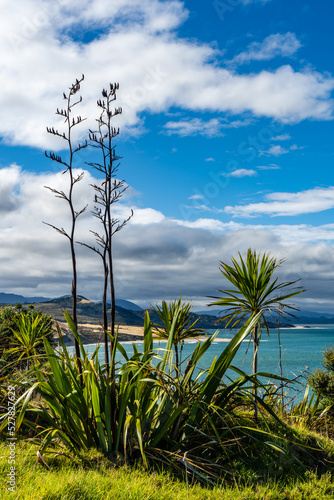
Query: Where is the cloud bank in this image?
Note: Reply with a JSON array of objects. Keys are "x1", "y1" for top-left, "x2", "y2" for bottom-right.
[
  {"x1": 225, "y1": 187, "x2": 334, "y2": 217},
  {"x1": 0, "y1": 0, "x2": 333, "y2": 150},
  {"x1": 1, "y1": 165, "x2": 334, "y2": 311}
]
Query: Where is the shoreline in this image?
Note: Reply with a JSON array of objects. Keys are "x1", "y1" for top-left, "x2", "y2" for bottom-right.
[
  {"x1": 77, "y1": 337, "x2": 238, "y2": 347},
  {"x1": 57, "y1": 323, "x2": 334, "y2": 348}
]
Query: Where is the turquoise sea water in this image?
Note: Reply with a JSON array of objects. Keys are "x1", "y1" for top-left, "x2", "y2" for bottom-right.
[{"x1": 71, "y1": 325, "x2": 334, "y2": 400}]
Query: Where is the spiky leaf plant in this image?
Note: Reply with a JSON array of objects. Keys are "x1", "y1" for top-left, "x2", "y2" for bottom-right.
[
  {"x1": 209, "y1": 248, "x2": 304, "y2": 420},
  {"x1": 1, "y1": 308, "x2": 306, "y2": 483}
]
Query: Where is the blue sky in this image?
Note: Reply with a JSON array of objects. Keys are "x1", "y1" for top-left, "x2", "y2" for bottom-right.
[{"x1": 0, "y1": 0, "x2": 334, "y2": 311}]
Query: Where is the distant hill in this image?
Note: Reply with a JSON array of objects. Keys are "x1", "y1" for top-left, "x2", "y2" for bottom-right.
[
  {"x1": 20, "y1": 295, "x2": 219, "y2": 345},
  {"x1": 0, "y1": 292, "x2": 51, "y2": 304},
  {"x1": 29, "y1": 296, "x2": 144, "y2": 327},
  {"x1": 195, "y1": 308, "x2": 334, "y2": 325},
  {"x1": 134, "y1": 309, "x2": 220, "y2": 330},
  {"x1": 114, "y1": 299, "x2": 142, "y2": 311},
  {"x1": 2, "y1": 292, "x2": 333, "y2": 328},
  {"x1": 19, "y1": 295, "x2": 218, "y2": 329},
  {"x1": 0, "y1": 292, "x2": 142, "y2": 312},
  {"x1": 194, "y1": 308, "x2": 221, "y2": 317},
  {"x1": 295, "y1": 311, "x2": 334, "y2": 321}
]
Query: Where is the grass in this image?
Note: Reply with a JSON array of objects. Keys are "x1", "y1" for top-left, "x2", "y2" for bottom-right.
[{"x1": 1, "y1": 440, "x2": 334, "y2": 500}]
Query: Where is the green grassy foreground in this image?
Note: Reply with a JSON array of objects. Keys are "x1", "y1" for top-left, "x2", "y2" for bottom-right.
[
  {"x1": 2, "y1": 300, "x2": 334, "y2": 499},
  {"x1": 1, "y1": 441, "x2": 334, "y2": 500}
]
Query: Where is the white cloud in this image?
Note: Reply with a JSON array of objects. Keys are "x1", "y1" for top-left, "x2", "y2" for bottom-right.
[
  {"x1": 163, "y1": 118, "x2": 223, "y2": 137},
  {"x1": 0, "y1": 164, "x2": 21, "y2": 212},
  {"x1": 1, "y1": 165, "x2": 334, "y2": 310},
  {"x1": 0, "y1": 2, "x2": 332, "y2": 150},
  {"x1": 178, "y1": 218, "x2": 334, "y2": 244},
  {"x1": 131, "y1": 208, "x2": 165, "y2": 224},
  {"x1": 231, "y1": 33, "x2": 302, "y2": 65},
  {"x1": 221, "y1": 118, "x2": 255, "y2": 128},
  {"x1": 188, "y1": 194, "x2": 205, "y2": 200},
  {"x1": 259, "y1": 145, "x2": 289, "y2": 156},
  {"x1": 272, "y1": 134, "x2": 291, "y2": 141},
  {"x1": 260, "y1": 143, "x2": 304, "y2": 156},
  {"x1": 228, "y1": 169, "x2": 258, "y2": 178},
  {"x1": 225, "y1": 186, "x2": 334, "y2": 217},
  {"x1": 257, "y1": 163, "x2": 281, "y2": 170}
]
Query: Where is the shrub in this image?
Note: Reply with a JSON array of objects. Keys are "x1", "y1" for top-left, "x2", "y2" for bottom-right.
[
  {"x1": 308, "y1": 346, "x2": 334, "y2": 413},
  {"x1": 0, "y1": 305, "x2": 54, "y2": 374},
  {"x1": 1, "y1": 308, "x2": 313, "y2": 484}
]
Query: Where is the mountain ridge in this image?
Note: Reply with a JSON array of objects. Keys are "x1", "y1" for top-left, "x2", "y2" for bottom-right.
[
  {"x1": 0, "y1": 292, "x2": 142, "y2": 312},
  {"x1": 1, "y1": 292, "x2": 334, "y2": 326}
]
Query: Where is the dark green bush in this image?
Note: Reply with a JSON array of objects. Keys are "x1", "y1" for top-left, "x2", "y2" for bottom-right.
[
  {"x1": 323, "y1": 346, "x2": 334, "y2": 373},
  {"x1": 308, "y1": 346, "x2": 334, "y2": 406},
  {"x1": 0, "y1": 304, "x2": 54, "y2": 374}
]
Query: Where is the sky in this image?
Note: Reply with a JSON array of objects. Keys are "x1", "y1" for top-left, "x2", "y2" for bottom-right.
[{"x1": 0, "y1": 0, "x2": 334, "y2": 312}]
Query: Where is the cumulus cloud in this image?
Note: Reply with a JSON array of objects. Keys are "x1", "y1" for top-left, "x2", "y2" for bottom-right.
[
  {"x1": 259, "y1": 143, "x2": 305, "y2": 156},
  {"x1": 0, "y1": 1, "x2": 332, "y2": 150},
  {"x1": 257, "y1": 163, "x2": 281, "y2": 170},
  {"x1": 188, "y1": 194, "x2": 205, "y2": 200},
  {"x1": 259, "y1": 145, "x2": 289, "y2": 156},
  {"x1": 1, "y1": 164, "x2": 334, "y2": 311},
  {"x1": 225, "y1": 186, "x2": 334, "y2": 217},
  {"x1": 163, "y1": 118, "x2": 223, "y2": 137},
  {"x1": 272, "y1": 134, "x2": 291, "y2": 141},
  {"x1": 231, "y1": 33, "x2": 302, "y2": 65},
  {"x1": 290, "y1": 144, "x2": 305, "y2": 151},
  {"x1": 0, "y1": 164, "x2": 21, "y2": 212},
  {"x1": 228, "y1": 169, "x2": 258, "y2": 178}
]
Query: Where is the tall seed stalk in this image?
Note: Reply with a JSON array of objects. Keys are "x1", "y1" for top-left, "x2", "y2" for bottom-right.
[
  {"x1": 44, "y1": 75, "x2": 88, "y2": 370},
  {"x1": 80, "y1": 83, "x2": 132, "y2": 377}
]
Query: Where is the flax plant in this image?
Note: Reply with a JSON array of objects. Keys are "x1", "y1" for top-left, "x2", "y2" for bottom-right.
[{"x1": 1, "y1": 305, "x2": 304, "y2": 483}]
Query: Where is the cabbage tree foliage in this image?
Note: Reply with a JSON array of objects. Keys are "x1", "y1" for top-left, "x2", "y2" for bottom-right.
[{"x1": 209, "y1": 248, "x2": 304, "y2": 420}]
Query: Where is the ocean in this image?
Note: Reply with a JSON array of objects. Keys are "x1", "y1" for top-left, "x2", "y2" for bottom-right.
[{"x1": 71, "y1": 325, "x2": 334, "y2": 401}]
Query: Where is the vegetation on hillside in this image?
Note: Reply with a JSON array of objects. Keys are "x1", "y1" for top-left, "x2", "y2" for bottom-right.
[{"x1": 1, "y1": 299, "x2": 334, "y2": 491}]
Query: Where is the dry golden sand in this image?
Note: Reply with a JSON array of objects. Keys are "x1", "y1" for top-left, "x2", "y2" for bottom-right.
[
  {"x1": 56, "y1": 322, "x2": 241, "y2": 343},
  {"x1": 57, "y1": 322, "x2": 153, "y2": 338},
  {"x1": 80, "y1": 324, "x2": 153, "y2": 337}
]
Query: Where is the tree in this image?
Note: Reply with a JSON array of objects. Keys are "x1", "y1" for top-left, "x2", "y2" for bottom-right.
[
  {"x1": 209, "y1": 248, "x2": 304, "y2": 421},
  {"x1": 44, "y1": 75, "x2": 88, "y2": 368},
  {"x1": 151, "y1": 297, "x2": 205, "y2": 373},
  {"x1": 79, "y1": 83, "x2": 133, "y2": 377}
]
